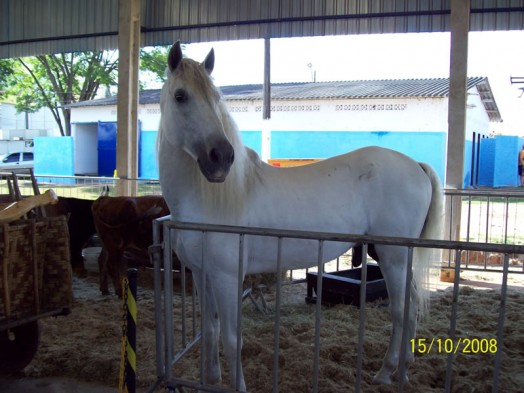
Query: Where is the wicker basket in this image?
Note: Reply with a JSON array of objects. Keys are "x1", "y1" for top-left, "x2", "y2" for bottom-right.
[{"x1": 0, "y1": 216, "x2": 72, "y2": 322}]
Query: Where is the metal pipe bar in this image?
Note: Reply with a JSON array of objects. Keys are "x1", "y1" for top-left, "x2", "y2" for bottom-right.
[
  {"x1": 199, "y1": 231, "x2": 207, "y2": 387},
  {"x1": 272, "y1": 238, "x2": 284, "y2": 393},
  {"x1": 151, "y1": 219, "x2": 164, "y2": 380},
  {"x1": 492, "y1": 254, "x2": 510, "y2": 393},
  {"x1": 162, "y1": 221, "x2": 174, "y2": 382},
  {"x1": 180, "y1": 261, "x2": 187, "y2": 348},
  {"x1": 171, "y1": 334, "x2": 201, "y2": 367},
  {"x1": 444, "y1": 189, "x2": 524, "y2": 198},
  {"x1": 235, "y1": 234, "x2": 245, "y2": 391},
  {"x1": 164, "y1": 220, "x2": 524, "y2": 255},
  {"x1": 445, "y1": 249, "x2": 463, "y2": 392},
  {"x1": 355, "y1": 243, "x2": 369, "y2": 393},
  {"x1": 503, "y1": 196, "x2": 509, "y2": 244},
  {"x1": 398, "y1": 246, "x2": 414, "y2": 393},
  {"x1": 485, "y1": 197, "x2": 491, "y2": 245},
  {"x1": 312, "y1": 240, "x2": 325, "y2": 393}
]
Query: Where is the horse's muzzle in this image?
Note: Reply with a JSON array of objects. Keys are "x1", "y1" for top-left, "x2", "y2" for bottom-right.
[{"x1": 198, "y1": 140, "x2": 235, "y2": 183}]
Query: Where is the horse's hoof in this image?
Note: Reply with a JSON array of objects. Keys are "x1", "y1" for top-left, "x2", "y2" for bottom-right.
[
  {"x1": 372, "y1": 373, "x2": 393, "y2": 385},
  {"x1": 204, "y1": 375, "x2": 221, "y2": 385},
  {"x1": 392, "y1": 369, "x2": 409, "y2": 384},
  {"x1": 204, "y1": 365, "x2": 221, "y2": 385}
]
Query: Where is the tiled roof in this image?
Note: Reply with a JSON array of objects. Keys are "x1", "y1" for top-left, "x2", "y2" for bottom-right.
[
  {"x1": 69, "y1": 77, "x2": 501, "y2": 121},
  {"x1": 220, "y1": 78, "x2": 486, "y2": 100}
]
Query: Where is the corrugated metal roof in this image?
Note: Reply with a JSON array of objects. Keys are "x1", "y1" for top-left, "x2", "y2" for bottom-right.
[
  {"x1": 1, "y1": 0, "x2": 523, "y2": 58},
  {"x1": 68, "y1": 76, "x2": 502, "y2": 121}
]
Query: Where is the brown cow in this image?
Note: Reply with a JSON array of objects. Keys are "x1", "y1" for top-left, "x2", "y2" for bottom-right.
[
  {"x1": 92, "y1": 195, "x2": 170, "y2": 296},
  {"x1": 45, "y1": 196, "x2": 99, "y2": 269}
]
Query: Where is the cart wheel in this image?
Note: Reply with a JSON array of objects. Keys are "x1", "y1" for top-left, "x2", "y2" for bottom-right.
[{"x1": 0, "y1": 321, "x2": 40, "y2": 374}]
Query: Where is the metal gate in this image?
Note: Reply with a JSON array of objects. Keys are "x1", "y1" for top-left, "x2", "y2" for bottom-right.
[{"x1": 149, "y1": 190, "x2": 524, "y2": 393}]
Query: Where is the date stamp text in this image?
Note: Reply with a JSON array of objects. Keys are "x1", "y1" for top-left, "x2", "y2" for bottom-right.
[{"x1": 411, "y1": 338, "x2": 498, "y2": 354}]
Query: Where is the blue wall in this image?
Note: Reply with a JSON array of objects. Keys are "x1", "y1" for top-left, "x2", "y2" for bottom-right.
[
  {"x1": 240, "y1": 130, "x2": 262, "y2": 155},
  {"x1": 34, "y1": 136, "x2": 75, "y2": 184},
  {"x1": 271, "y1": 131, "x2": 446, "y2": 183},
  {"x1": 34, "y1": 136, "x2": 74, "y2": 176},
  {"x1": 140, "y1": 131, "x2": 158, "y2": 179},
  {"x1": 42, "y1": 129, "x2": 522, "y2": 189},
  {"x1": 479, "y1": 135, "x2": 523, "y2": 187},
  {"x1": 138, "y1": 130, "x2": 263, "y2": 179}
]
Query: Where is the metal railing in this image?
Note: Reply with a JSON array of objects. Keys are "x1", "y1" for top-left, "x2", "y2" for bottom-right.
[
  {"x1": 0, "y1": 173, "x2": 162, "y2": 199},
  {"x1": 2, "y1": 173, "x2": 522, "y2": 392},
  {"x1": 444, "y1": 189, "x2": 524, "y2": 274},
  {"x1": 150, "y1": 216, "x2": 524, "y2": 393}
]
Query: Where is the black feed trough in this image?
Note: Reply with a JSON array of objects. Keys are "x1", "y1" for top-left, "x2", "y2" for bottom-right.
[{"x1": 305, "y1": 264, "x2": 388, "y2": 307}]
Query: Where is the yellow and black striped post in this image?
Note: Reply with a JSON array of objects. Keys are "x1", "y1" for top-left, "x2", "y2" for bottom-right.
[{"x1": 120, "y1": 268, "x2": 137, "y2": 393}]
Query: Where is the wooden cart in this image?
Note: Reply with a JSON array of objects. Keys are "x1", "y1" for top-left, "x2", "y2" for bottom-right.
[{"x1": 0, "y1": 189, "x2": 73, "y2": 374}]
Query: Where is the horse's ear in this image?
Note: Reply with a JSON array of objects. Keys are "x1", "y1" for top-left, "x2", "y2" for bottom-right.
[
  {"x1": 202, "y1": 48, "x2": 214, "y2": 74},
  {"x1": 168, "y1": 41, "x2": 183, "y2": 72}
]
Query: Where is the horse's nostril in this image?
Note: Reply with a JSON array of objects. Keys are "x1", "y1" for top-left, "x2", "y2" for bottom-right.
[
  {"x1": 209, "y1": 144, "x2": 234, "y2": 165},
  {"x1": 210, "y1": 148, "x2": 220, "y2": 163}
]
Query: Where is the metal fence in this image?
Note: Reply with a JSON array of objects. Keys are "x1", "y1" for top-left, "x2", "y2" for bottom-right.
[
  {"x1": 444, "y1": 189, "x2": 524, "y2": 275},
  {"x1": 0, "y1": 173, "x2": 162, "y2": 199},
  {"x1": 149, "y1": 207, "x2": 524, "y2": 393},
  {"x1": 2, "y1": 173, "x2": 522, "y2": 391}
]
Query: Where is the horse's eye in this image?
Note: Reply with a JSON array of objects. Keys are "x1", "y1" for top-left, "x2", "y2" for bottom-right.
[{"x1": 174, "y1": 89, "x2": 187, "y2": 103}]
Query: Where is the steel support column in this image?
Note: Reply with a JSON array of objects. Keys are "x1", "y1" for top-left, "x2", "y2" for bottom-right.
[
  {"x1": 116, "y1": 0, "x2": 140, "y2": 196},
  {"x1": 446, "y1": 0, "x2": 470, "y2": 240}
]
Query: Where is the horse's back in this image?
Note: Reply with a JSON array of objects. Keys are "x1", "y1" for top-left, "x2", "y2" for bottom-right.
[{"x1": 253, "y1": 146, "x2": 432, "y2": 237}]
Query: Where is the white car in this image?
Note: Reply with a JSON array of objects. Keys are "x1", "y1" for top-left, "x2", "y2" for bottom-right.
[{"x1": 0, "y1": 152, "x2": 34, "y2": 173}]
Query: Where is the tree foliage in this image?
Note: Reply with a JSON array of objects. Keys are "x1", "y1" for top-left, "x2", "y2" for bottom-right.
[
  {"x1": 139, "y1": 45, "x2": 171, "y2": 88},
  {"x1": 2, "y1": 45, "x2": 176, "y2": 136},
  {"x1": 5, "y1": 51, "x2": 119, "y2": 136},
  {"x1": 0, "y1": 59, "x2": 16, "y2": 98}
]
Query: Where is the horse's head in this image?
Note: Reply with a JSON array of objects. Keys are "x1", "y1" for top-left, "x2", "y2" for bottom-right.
[{"x1": 160, "y1": 41, "x2": 235, "y2": 183}]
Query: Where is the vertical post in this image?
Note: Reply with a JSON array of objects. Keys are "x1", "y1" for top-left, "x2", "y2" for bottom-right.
[
  {"x1": 151, "y1": 219, "x2": 164, "y2": 381},
  {"x1": 475, "y1": 133, "x2": 481, "y2": 185},
  {"x1": 125, "y1": 268, "x2": 138, "y2": 393},
  {"x1": 117, "y1": 0, "x2": 140, "y2": 196},
  {"x1": 355, "y1": 243, "x2": 368, "y2": 392},
  {"x1": 470, "y1": 131, "x2": 476, "y2": 187},
  {"x1": 445, "y1": 0, "x2": 470, "y2": 240},
  {"x1": 261, "y1": 38, "x2": 272, "y2": 162}
]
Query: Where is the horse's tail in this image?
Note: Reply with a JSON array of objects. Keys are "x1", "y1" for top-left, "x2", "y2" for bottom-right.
[{"x1": 414, "y1": 163, "x2": 444, "y2": 318}]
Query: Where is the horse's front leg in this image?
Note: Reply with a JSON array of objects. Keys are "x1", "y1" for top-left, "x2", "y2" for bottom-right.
[
  {"x1": 372, "y1": 246, "x2": 416, "y2": 385},
  {"x1": 212, "y1": 275, "x2": 246, "y2": 391},
  {"x1": 192, "y1": 270, "x2": 222, "y2": 385}
]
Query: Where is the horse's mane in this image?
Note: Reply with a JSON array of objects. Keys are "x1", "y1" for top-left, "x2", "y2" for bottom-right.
[{"x1": 158, "y1": 57, "x2": 261, "y2": 220}]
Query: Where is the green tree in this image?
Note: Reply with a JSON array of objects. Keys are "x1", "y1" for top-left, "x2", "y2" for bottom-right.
[
  {"x1": 139, "y1": 45, "x2": 178, "y2": 89},
  {"x1": 3, "y1": 45, "x2": 177, "y2": 135},
  {"x1": 0, "y1": 58, "x2": 16, "y2": 98},
  {"x1": 6, "y1": 51, "x2": 118, "y2": 136}
]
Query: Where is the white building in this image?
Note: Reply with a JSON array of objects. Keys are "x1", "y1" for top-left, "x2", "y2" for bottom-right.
[
  {"x1": 0, "y1": 102, "x2": 58, "y2": 155},
  {"x1": 69, "y1": 77, "x2": 501, "y2": 185}
]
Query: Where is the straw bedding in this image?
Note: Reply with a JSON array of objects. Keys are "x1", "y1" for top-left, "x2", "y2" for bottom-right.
[{"x1": 22, "y1": 271, "x2": 524, "y2": 392}]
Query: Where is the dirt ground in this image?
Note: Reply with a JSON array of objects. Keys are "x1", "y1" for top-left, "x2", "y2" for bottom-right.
[{"x1": 3, "y1": 267, "x2": 524, "y2": 393}]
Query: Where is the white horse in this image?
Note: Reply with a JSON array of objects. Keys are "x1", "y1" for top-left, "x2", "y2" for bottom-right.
[{"x1": 157, "y1": 41, "x2": 443, "y2": 391}]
